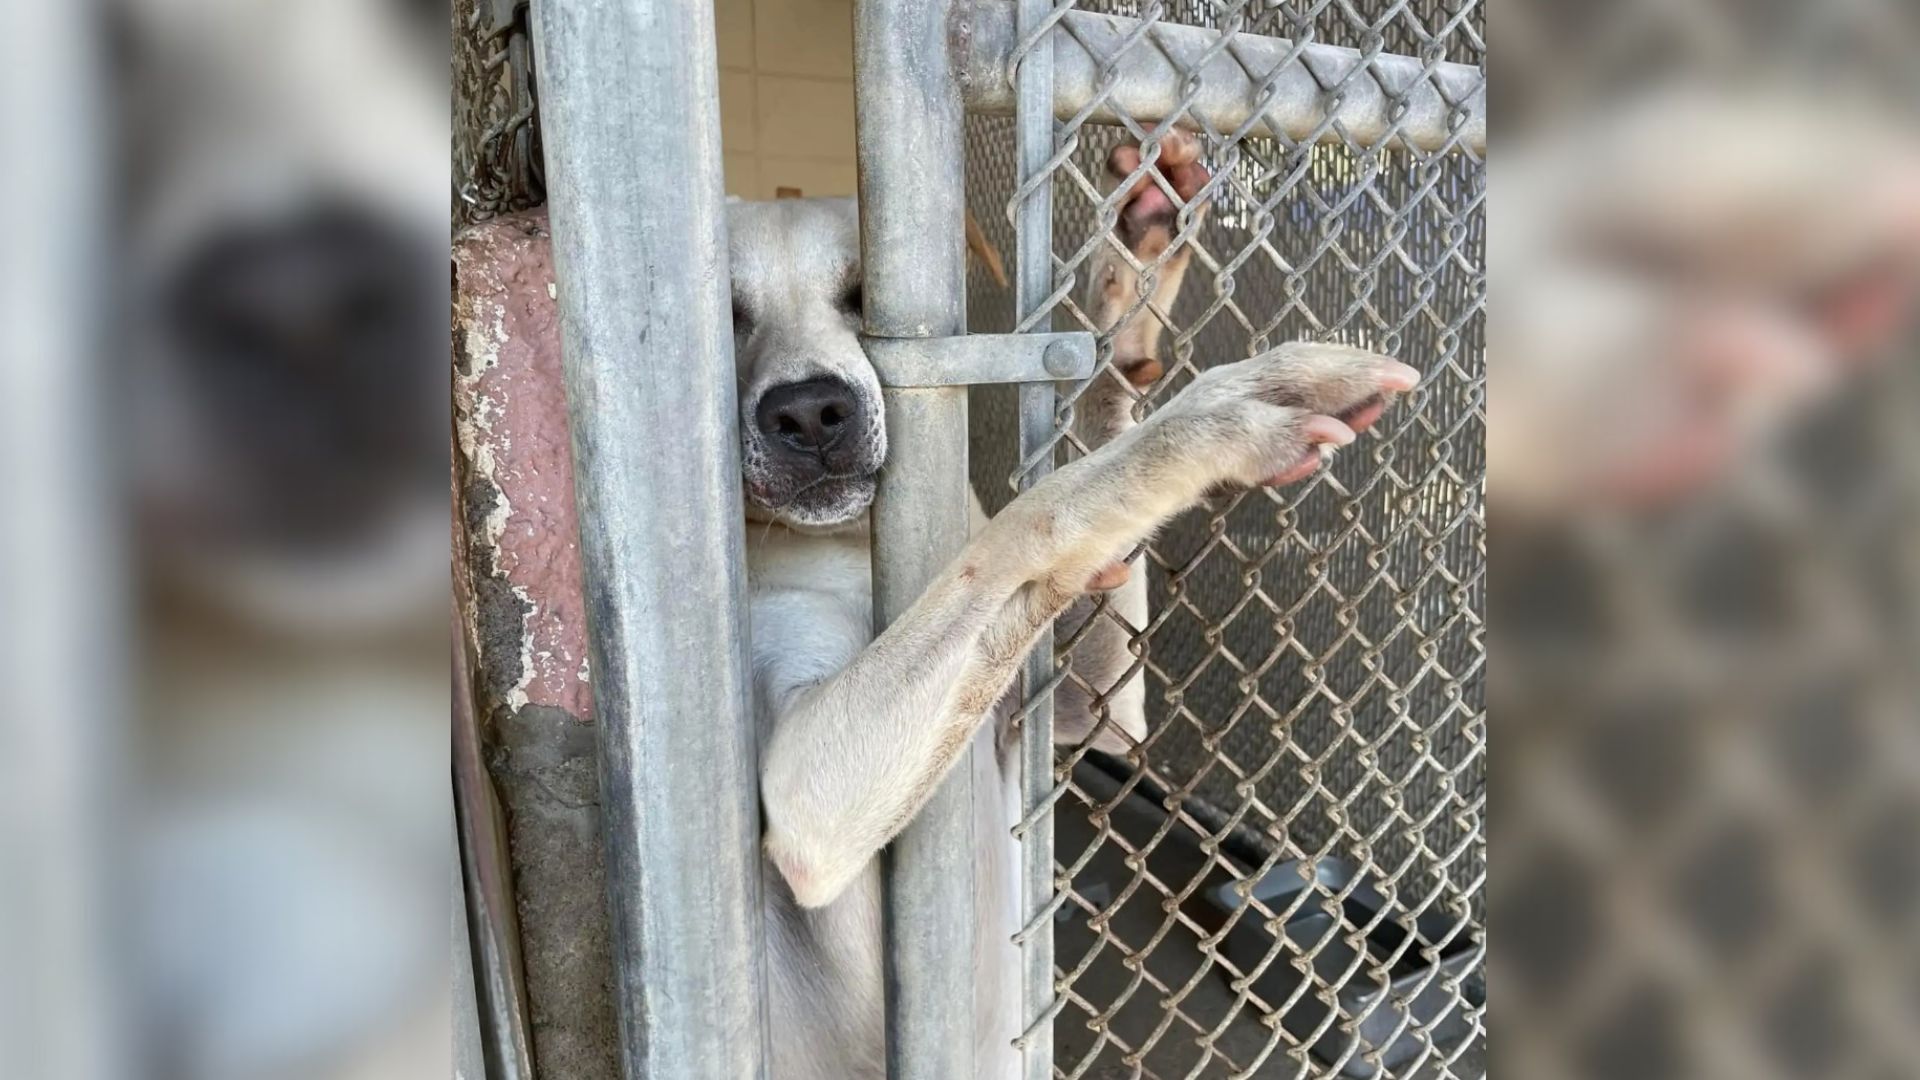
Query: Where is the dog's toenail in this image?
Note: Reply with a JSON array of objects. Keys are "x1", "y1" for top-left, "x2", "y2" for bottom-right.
[
  {"x1": 1084, "y1": 562, "x2": 1131, "y2": 591},
  {"x1": 1301, "y1": 415, "x2": 1357, "y2": 446},
  {"x1": 1377, "y1": 361, "x2": 1421, "y2": 392}
]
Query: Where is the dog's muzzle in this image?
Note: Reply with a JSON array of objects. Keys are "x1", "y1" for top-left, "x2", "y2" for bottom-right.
[{"x1": 743, "y1": 376, "x2": 884, "y2": 526}]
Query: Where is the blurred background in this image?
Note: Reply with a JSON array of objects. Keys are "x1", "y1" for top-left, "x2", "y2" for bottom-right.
[
  {"x1": 4, "y1": 0, "x2": 447, "y2": 1076},
  {"x1": 1492, "y1": 4, "x2": 1920, "y2": 1080},
  {"x1": 4, "y1": 0, "x2": 1919, "y2": 1077}
]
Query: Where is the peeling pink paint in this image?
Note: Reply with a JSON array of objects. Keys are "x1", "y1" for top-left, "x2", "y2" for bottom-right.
[{"x1": 454, "y1": 210, "x2": 594, "y2": 719}]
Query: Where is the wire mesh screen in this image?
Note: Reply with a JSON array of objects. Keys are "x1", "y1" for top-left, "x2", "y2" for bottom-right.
[
  {"x1": 969, "y1": 2, "x2": 1486, "y2": 1075},
  {"x1": 453, "y1": 0, "x2": 544, "y2": 227}
]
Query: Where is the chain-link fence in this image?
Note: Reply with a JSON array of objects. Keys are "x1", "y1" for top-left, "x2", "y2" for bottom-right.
[{"x1": 969, "y1": 3, "x2": 1486, "y2": 1076}]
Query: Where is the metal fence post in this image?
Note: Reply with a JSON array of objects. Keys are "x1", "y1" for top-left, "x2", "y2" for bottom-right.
[
  {"x1": 529, "y1": 1, "x2": 767, "y2": 1076},
  {"x1": 854, "y1": 0, "x2": 978, "y2": 1076},
  {"x1": 1009, "y1": 3, "x2": 1058, "y2": 1078}
]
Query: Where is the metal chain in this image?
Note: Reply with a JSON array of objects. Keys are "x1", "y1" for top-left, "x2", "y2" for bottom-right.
[{"x1": 453, "y1": 0, "x2": 545, "y2": 228}]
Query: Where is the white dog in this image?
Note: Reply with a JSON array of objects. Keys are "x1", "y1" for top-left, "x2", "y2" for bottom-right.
[{"x1": 729, "y1": 131, "x2": 1419, "y2": 1078}]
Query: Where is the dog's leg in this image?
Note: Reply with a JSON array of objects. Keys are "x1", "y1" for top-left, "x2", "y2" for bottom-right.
[
  {"x1": 762, "y1": 342, "x2": 1418, "y2": 907},
  {"x1": 1054, "y1": 129, "x2": 1212, "y2": 752}
]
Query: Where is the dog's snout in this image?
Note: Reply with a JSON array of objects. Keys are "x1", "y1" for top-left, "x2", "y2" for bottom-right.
[{"x1": 756, "y1": 378, "x2": 862, "y2": 458}]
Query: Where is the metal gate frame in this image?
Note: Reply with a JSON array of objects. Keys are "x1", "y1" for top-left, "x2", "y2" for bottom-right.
[{"x1": 856, "y1": 1, "x2": 1485, "y2": 1076}]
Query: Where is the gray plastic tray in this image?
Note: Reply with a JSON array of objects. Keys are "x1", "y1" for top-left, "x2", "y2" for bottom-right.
[{"x1": 1205, "y1": 856, "x2": 1483, "y2": 1078}]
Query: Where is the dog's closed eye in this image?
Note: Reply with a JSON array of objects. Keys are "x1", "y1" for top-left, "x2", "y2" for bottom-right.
[
  {"x1": 732, "y1": 296, "x2": 753, "y2": 333},
  {"x1": 839, "y1": 281, "x2": 862, "y2": 315}
]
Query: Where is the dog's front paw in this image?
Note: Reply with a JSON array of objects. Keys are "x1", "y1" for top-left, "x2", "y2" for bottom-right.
[
  {"x1": 1108, "y1": 129, "x2": 1211, "y2": 265},
  {"x1": 1146, "y1": 342, "x2": 1420, "y2": 494},
  {"x1": 1098, "y1": 129, "x2": 1213, "y2": 389}
]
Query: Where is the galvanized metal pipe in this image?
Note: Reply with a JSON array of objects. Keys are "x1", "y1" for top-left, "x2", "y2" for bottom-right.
[
  {"x1": 958, "y1": 0, "x2": 1487, "y2": 154},
  {"x1": 1010, "y1": 0, "x2": 1058, "y2": 1077},
  {"x1": 530, "y1": 1, "x2": 767, "y2": 1076},
  {"x1": 854, "y1": 0, "x2": 979, "y2": 1076}
]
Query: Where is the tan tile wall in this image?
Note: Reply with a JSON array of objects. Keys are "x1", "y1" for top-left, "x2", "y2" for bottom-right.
[{"x1": 715, "y1": 0, "x2": 858, "y2": 200}]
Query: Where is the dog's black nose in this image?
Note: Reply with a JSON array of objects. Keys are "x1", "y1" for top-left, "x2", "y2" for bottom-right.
[{"x1": 756, "y1": 378, "x2": 861, "y2": 457}]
